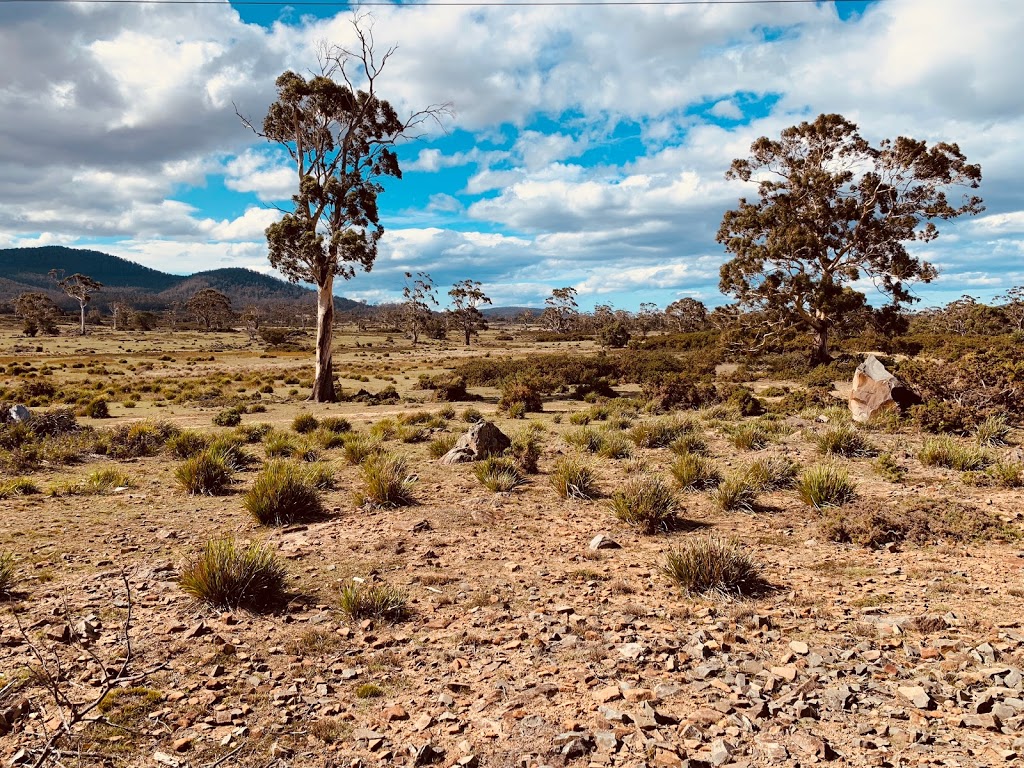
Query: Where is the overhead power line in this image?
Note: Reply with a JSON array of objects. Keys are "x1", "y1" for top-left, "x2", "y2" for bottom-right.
[{"x1": 0, "y1": 0, "x2": 875, "y2": 6}]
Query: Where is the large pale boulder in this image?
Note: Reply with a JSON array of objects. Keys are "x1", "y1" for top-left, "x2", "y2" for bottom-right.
[
  {"x1": 848, "y1": 356, "x2": 921, "y2": 423},
  {"x1": 439, "y1": 421, "x2": 511, "y2": 465},
  {"x1": 8, "y1": 404, "x2": 31, "y2": 423}
]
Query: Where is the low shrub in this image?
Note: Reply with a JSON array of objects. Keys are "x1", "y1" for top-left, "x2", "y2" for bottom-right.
[
  {"x1": 175, "y1": 450, "x2": 233, "y2": 495},
  {"x1": 303, "y1": 462, "x2": 337, "y2": 491},
  {"x1": 662, "y1": 536, "x2": 768, "y2": 597},
  {"x1": 498, "y1": 373, "x2": 543, "y2": 413},
  {"x1": 641, "y1": 375, "x2": 718, "y2": 413},
  {"x1": 669, "y1": 432, "x2": 708, "y2": 456},
  {"x1": 507, "y1": 428, "x2": 542, "y2": 473},
  {"x1": 873, "y1": 452, "x2": 907, "y2": 483},
  {"x1": 207, "y1": 436, "x2": 256, "y2": 470},
  {"x1": 797, "y1": 464, "x2": 856, "y2": 508},
  {"x1": 264, "y1": 430, "x2": 298, "y2": 458},
  {"x1": 670, "y1": 453, "x2": 721, "y2": 491},
  {"x1": 244, "y1": 460, "x2": 324, "y2": 525},
  {"x1": 727, "y1": 388, "x2": 764, "y2": 417},
  {"x1": 990, "y1": 461, "x2": 1024, "y2": 488},
  {"x1": 551, "y1": 455, "x2": 599, "y2": 500},
  {"x1": 81, "y1": 398, "x2": 111, "y2": 419},
  {"x1": 910, "y1": 400, "x2": 975, "y2": 436},
  {"x1": 820, "y1": 498, "x2": 1019, "y2": 548},
  {"x1": 234, "y1": 422, "x2": 273, "y2": 444},
  {"x1": 355, "y1": 453, "x2": 416, "y2": 507},
  {"x1": 319, "y1": 416, "x2": 352, "y2": 434},
  {"x1": 628, "y1": 418, "x2": 693, "y2": 449},
  {"x1": 461, "y1": 407, "x2": 485, "y2": 424},
  {"x1": 338, "y1": 582, "x2": 409, "y2": 623},
  {"x1": 596, "y1": 431, "x2": 632, "y2": 460},
  {"x1": 610, "y1": 475, "x2": 680, "y2": 533},
  {"x1": 213, "y1": 406, "x2": 244, "y2": 427},
  {"x1": 104, "y1": 420, "x2": 179, "y2": 459},
  {"x1": 178, "y1": 538, "x2": 286, "y2": 611},
  {"x1": 565, "y1": 427, "x2": 603, "y2": 453}
]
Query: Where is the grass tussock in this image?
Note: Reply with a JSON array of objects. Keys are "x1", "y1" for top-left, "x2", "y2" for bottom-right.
[
  {"x1": 0, "y1": 477, "x2": 40, "y2": 499},
  {"x1": 663, "y1": 536, "x2": 769, "y2": 597},
  {"x1": 508, "y1": 428, "x2": 543, "y2": 473},
  {"x1": 342, "y1": 434, "x2": 384, "y2": 465},
  {"x1": 550, "y1": 455, "x2": 599, "y2": 500},
  {"x1": 815, "y1": 424, "x2": 875, "y2": 457},
  {"x1": 338, "y1": 582, "x2": 409, "y2": 623},
  {"x1": 292, "y1": 413, "x2": 319, "y2": 434},
  {"x1": 0, "y1": 552, "x2": 18, "y2": 599},
  {"x1": 244, "y1": 460, "x2": 324, "y2": 525},
  {"x1": 711, "y1": 473, "x2": 758, "y2": 512},
  {"x1": 596, "y1": 431, "x2": 632, "y2": 460},
  {"x1": 670, "y1": 453, "x2": 722, "y2": 491},
  {"x1": 627, "y1": 418, "x2": 694, "y2": 449},
  {"x1": 178, "y1": 538, "x2": 286, "y2": 611},
  {"x1": 745, "y1": 455, "x2": 800, "y2": 492},
  {"x1": 166, "y1": 429, "x2": 213, "y2": 459},
  {"x1": 51, "y1": 467, "x2": 136, "y2": 497},
  {"x1": 918, "y1": 437, "x2": 991, "y2": 472},
  {"x1": 474, "y1": 456, "x2": 527, "y2": 492},
  {"x1": 610, "y1": 474, "x2": 680, "y2": 533},
  {"x1": 728, "y1": 424, "x2": 770, "y2": 451},
  {"x1": 355, "y1": 453, "x2": 416, "y2": 507},
  {"x1": 974, "y1": 415, "x2": 1011, "y2": 447},
  {"x1": 428, "y1": 433, "x2": 457, "y2": 459},
  {"x1": 797, "y1": 464, "x2": 856, "y2": 509},
  {"x1": 175, "y1": 450, "x2": 233, "y2": 496}
]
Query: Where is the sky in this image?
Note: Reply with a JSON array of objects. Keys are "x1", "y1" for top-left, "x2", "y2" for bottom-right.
[{"x1": 0, "y1": 0, "x2": 1022, "y2": 312}]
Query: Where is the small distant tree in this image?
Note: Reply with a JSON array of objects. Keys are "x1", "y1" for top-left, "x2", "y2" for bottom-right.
[
  {"x1": 15, "y1": 292, "x2": 62, "y2": 336},
  {"x1": 996, "y1": 286, "x2": 1024, "y2": 331},
  {"x1": 665, "y1": 298, "x2": 708, "y2": 332},
  {"x1": 49, "y1": 270, "x2": 102, "y2": 336},
  {"x1": 110, "y1": 301, "x2": 134, "y2": 332},
  {"x1": 447, "y1": 279, "x2": 492, "y2": 346},
  {"x1": 542, "y1": 287, "x2": 578, "y2": 333},
  {"x1": 187, "y1": 288, "x2": 234, "y2": 330},
  {"x1": 241, "y1": 305, "x2": 266, "y2": 342},
  {"x1": 164, "y1": 301, "x2": 184, "y2": 330},
  {"x1": 401, "y1": 272, "x2": 438, "y2": 345},
  {"x1": 634, "y1": 302, "x2": 662, "y2": 339},
  {"x1": 599, "y1": 320, "x2": 631, "y2": 349},
  {"x1": 718, "y1": 113, "x2": 983, "y2": 365}
]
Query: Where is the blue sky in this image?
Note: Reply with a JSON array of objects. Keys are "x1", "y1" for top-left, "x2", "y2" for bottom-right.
[{"x1": 0, "y1": 0, "x2": 1022, "y2": 312}]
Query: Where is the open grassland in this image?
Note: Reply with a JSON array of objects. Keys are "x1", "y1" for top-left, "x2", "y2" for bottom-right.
[{"x1": 2, "y1": 323, "x2": 1024, "y2": 767}]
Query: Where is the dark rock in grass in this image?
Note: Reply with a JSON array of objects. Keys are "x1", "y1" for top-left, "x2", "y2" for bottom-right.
[{"x1": 439, "y1": 421, "x2": 511, "y2": 464}]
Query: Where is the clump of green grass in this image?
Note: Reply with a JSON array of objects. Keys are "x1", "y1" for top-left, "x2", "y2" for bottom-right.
[
  {"x1": 565, "y1": 427, "x2": 603, "y2": 453},
  {"x1": 728, "y1": 424, "x2": 769, "y2": 451},
  {"x1": 178, "y1": 538, "x2": 286, "y2": 611},
  {"x1": 551, "y1": 455, "x2": 599, "y2": 500},
  {"x1": 104, "y1": 420, "x2": 179, "y2": 459},
  {"x1": 234, "y1": 422, "x2": 273, "y2": 444},
  {"x1": 428, "y1": 433, "x2": 457, "y2": 459},
  {"x1": 244, "y1": 460, "x2": 324, "y2": 525},
  {"x1": 354, "y1": 453, "x2": 416, "y2": 507},
  {"x1": 212, "y1": 406, "x2": 243, "y2": 427},
  {"x1": 461, "y1": 407, "x2": 485, "y2": 424},
  {"x1": 671, "y1": 453, "x2": 722, "y2": 491},
  {"x1": 319, "y1": 416, "x2": 352, "y2": 434},
  {"x1": 175, "y1": 450, "x2": 233, "y2": 496},
  {"x1": 263, "y1": 430, "x2": 298, "y2": 458},
  {"x1": 338, "y1": 582, "x2": 408, "y2": 623},
  {"x1": 745, "y1": 455, "x2": 799, "y2": 491},
  {"x1": 711, "y1": 473, "x2": 758, "y2": 512},
  {"x1": 303, "y1": 462, "x2": 337, "y2": 490},
  {"x1": 0, "y1": 552, "x2": 19, "y2": 598},
  {"x1": 610, "y1": 475, "x2": 680, "y2": 533},
  {"x1": 669, "y1": 432, "x2": 709, "y2": 456},
  {"x1": 918, "y1": 437, "x2": 991, "y2": 472},
  {"x1": 341, "y1": 434, "x2": 384, "y2": 465},
  {"x1": 474, "y1": 456, "x2": 527, "y2": 492},
  {"x1": 815, "y1": 424, "x2": 875, "y2": 457},
  {"x1": 51, "y1": 467, "x2": 136, "y2": 496},
  {"x1": 397, "y1": 425, "x2": 427, "y2": 444},
  {"x1": 663, "y1": 536, "x2": 768, "y2": 597},
  {"x1": 311, "y1": 427, "x2": 347, "y2": 450},
  {"x1": 355, "y1": 683, "x2": 384, "y2": 699},
  {"x1": 596, "y1": 431, "x2": 632, "y2": 460},
  {"x1": 369, "y1": 418, "x2": 398, "y2": 440},
  {"x1": 292, "y1": 413, "x2": 319, "y2": 434},
  {"x1": 797, "y1": 464, "x2": 856, "y2": 508},
  {"x1": 975, "y1": 415, "x2": 1011, "y2": 447},
  {"x1": 628, "y1": 418, "x2": 693, "y2": 449},
  {"x1": 0, "y1": 477, "x2": 40, "y2": 499},
  {"x1": 166, "y1": 429, "x2": 213, "y2": 459},
  {"x1": 207, "y1": 436, "x2": 257, "y2": 470}
]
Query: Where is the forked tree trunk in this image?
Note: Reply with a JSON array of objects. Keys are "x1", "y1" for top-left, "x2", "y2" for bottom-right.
[
  {"x1": 311, "y1": 277, "x2": 337, "y2": 402},
  {"x1": 809, "y1": 324, "x2": 832, "y2": 367}
]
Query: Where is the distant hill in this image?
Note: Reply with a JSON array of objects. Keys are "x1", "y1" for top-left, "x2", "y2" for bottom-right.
[
  {"x1": 482, "y1": 306, "x2": 540, "y2": 320},
  {"x1": 0, "y1": 246, "x2": 362, "y2": 313}
]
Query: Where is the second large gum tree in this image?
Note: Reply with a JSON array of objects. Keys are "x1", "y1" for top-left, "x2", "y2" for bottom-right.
[{"x1": 243, "y1": 18, "x2": 449, "y2": 402}]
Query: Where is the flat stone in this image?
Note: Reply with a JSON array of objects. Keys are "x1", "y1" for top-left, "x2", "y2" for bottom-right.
[
  {"x1": 589, "y1": 534, "x2": 621, "y2": 551},
  {"x1": 898, "y1": 686, "x2": 933, "y2": 710}
]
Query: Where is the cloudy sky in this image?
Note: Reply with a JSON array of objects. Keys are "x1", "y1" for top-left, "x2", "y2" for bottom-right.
[{"x1": 0, "y1": 0, "x2": 1021, "y2": 310}]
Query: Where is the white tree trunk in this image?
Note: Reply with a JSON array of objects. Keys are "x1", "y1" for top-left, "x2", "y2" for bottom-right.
[{"x1": 311, "y1": 276, "x2": 337, "y2": 402}]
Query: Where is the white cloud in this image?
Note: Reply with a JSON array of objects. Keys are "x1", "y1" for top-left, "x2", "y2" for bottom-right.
[{"x1": 223, "y1": 150, "x2": 294, "y2": 201}]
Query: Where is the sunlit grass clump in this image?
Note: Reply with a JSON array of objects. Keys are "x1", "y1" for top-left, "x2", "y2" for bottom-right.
[
  {"x1": 244, "y1": 460, "x2": 324, "y2": 525},
  {"x1": 797, "y1": 463, "x2": 856, "y2": 509},
  {"x1": 175, "y1": 451, "x2": 233, "y2": 496},
  {"x1": 550, "y1": 455, "x2": 599, "y2": 500},
  {"x1": 662, "y1": 536, "x2": 768, "y2": 597},
  {"x1": 610, "y1": 474, "x2": 680, "y2": 533},
  {"x1": 918, "y1": 437, "x2": 991, "y2": 472},
  {"x1": 338, "y1": 582, "x2": 409, "y2": 623},
  {"x1": 474, "y1": 456, "x2": 527, "y2": 492},
  {"x1": 179, "y1": 538, "x2": 286, "y2": 611},
  {"x1": 355, "y1": 453, "x2": 416, "y2": 507},
  {"x1": 0, "y1": 552, "x2": 19, "y2": 599},
  {"x1": 670, "y1": 453, "x2": 721, "y2": 491}
]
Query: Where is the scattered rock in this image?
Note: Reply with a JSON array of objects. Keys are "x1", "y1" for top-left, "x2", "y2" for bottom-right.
[
  {"x1": 589, "y1": 534, "x2": 621, "y2": 551},
  {"x1": 439, "y1": 422, "x2": 511, "y2": 464},
  {"x1": 848, "y1": 355, "x2": 921, "y2": 423}
]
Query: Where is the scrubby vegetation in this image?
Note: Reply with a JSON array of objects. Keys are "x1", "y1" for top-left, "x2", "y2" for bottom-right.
[
  {"x1": 178, "y1": 538, "x2": 286, "y2": 611},
  {"x1": 662, "y1": 536, "x2": 768, "y2": 597}
]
